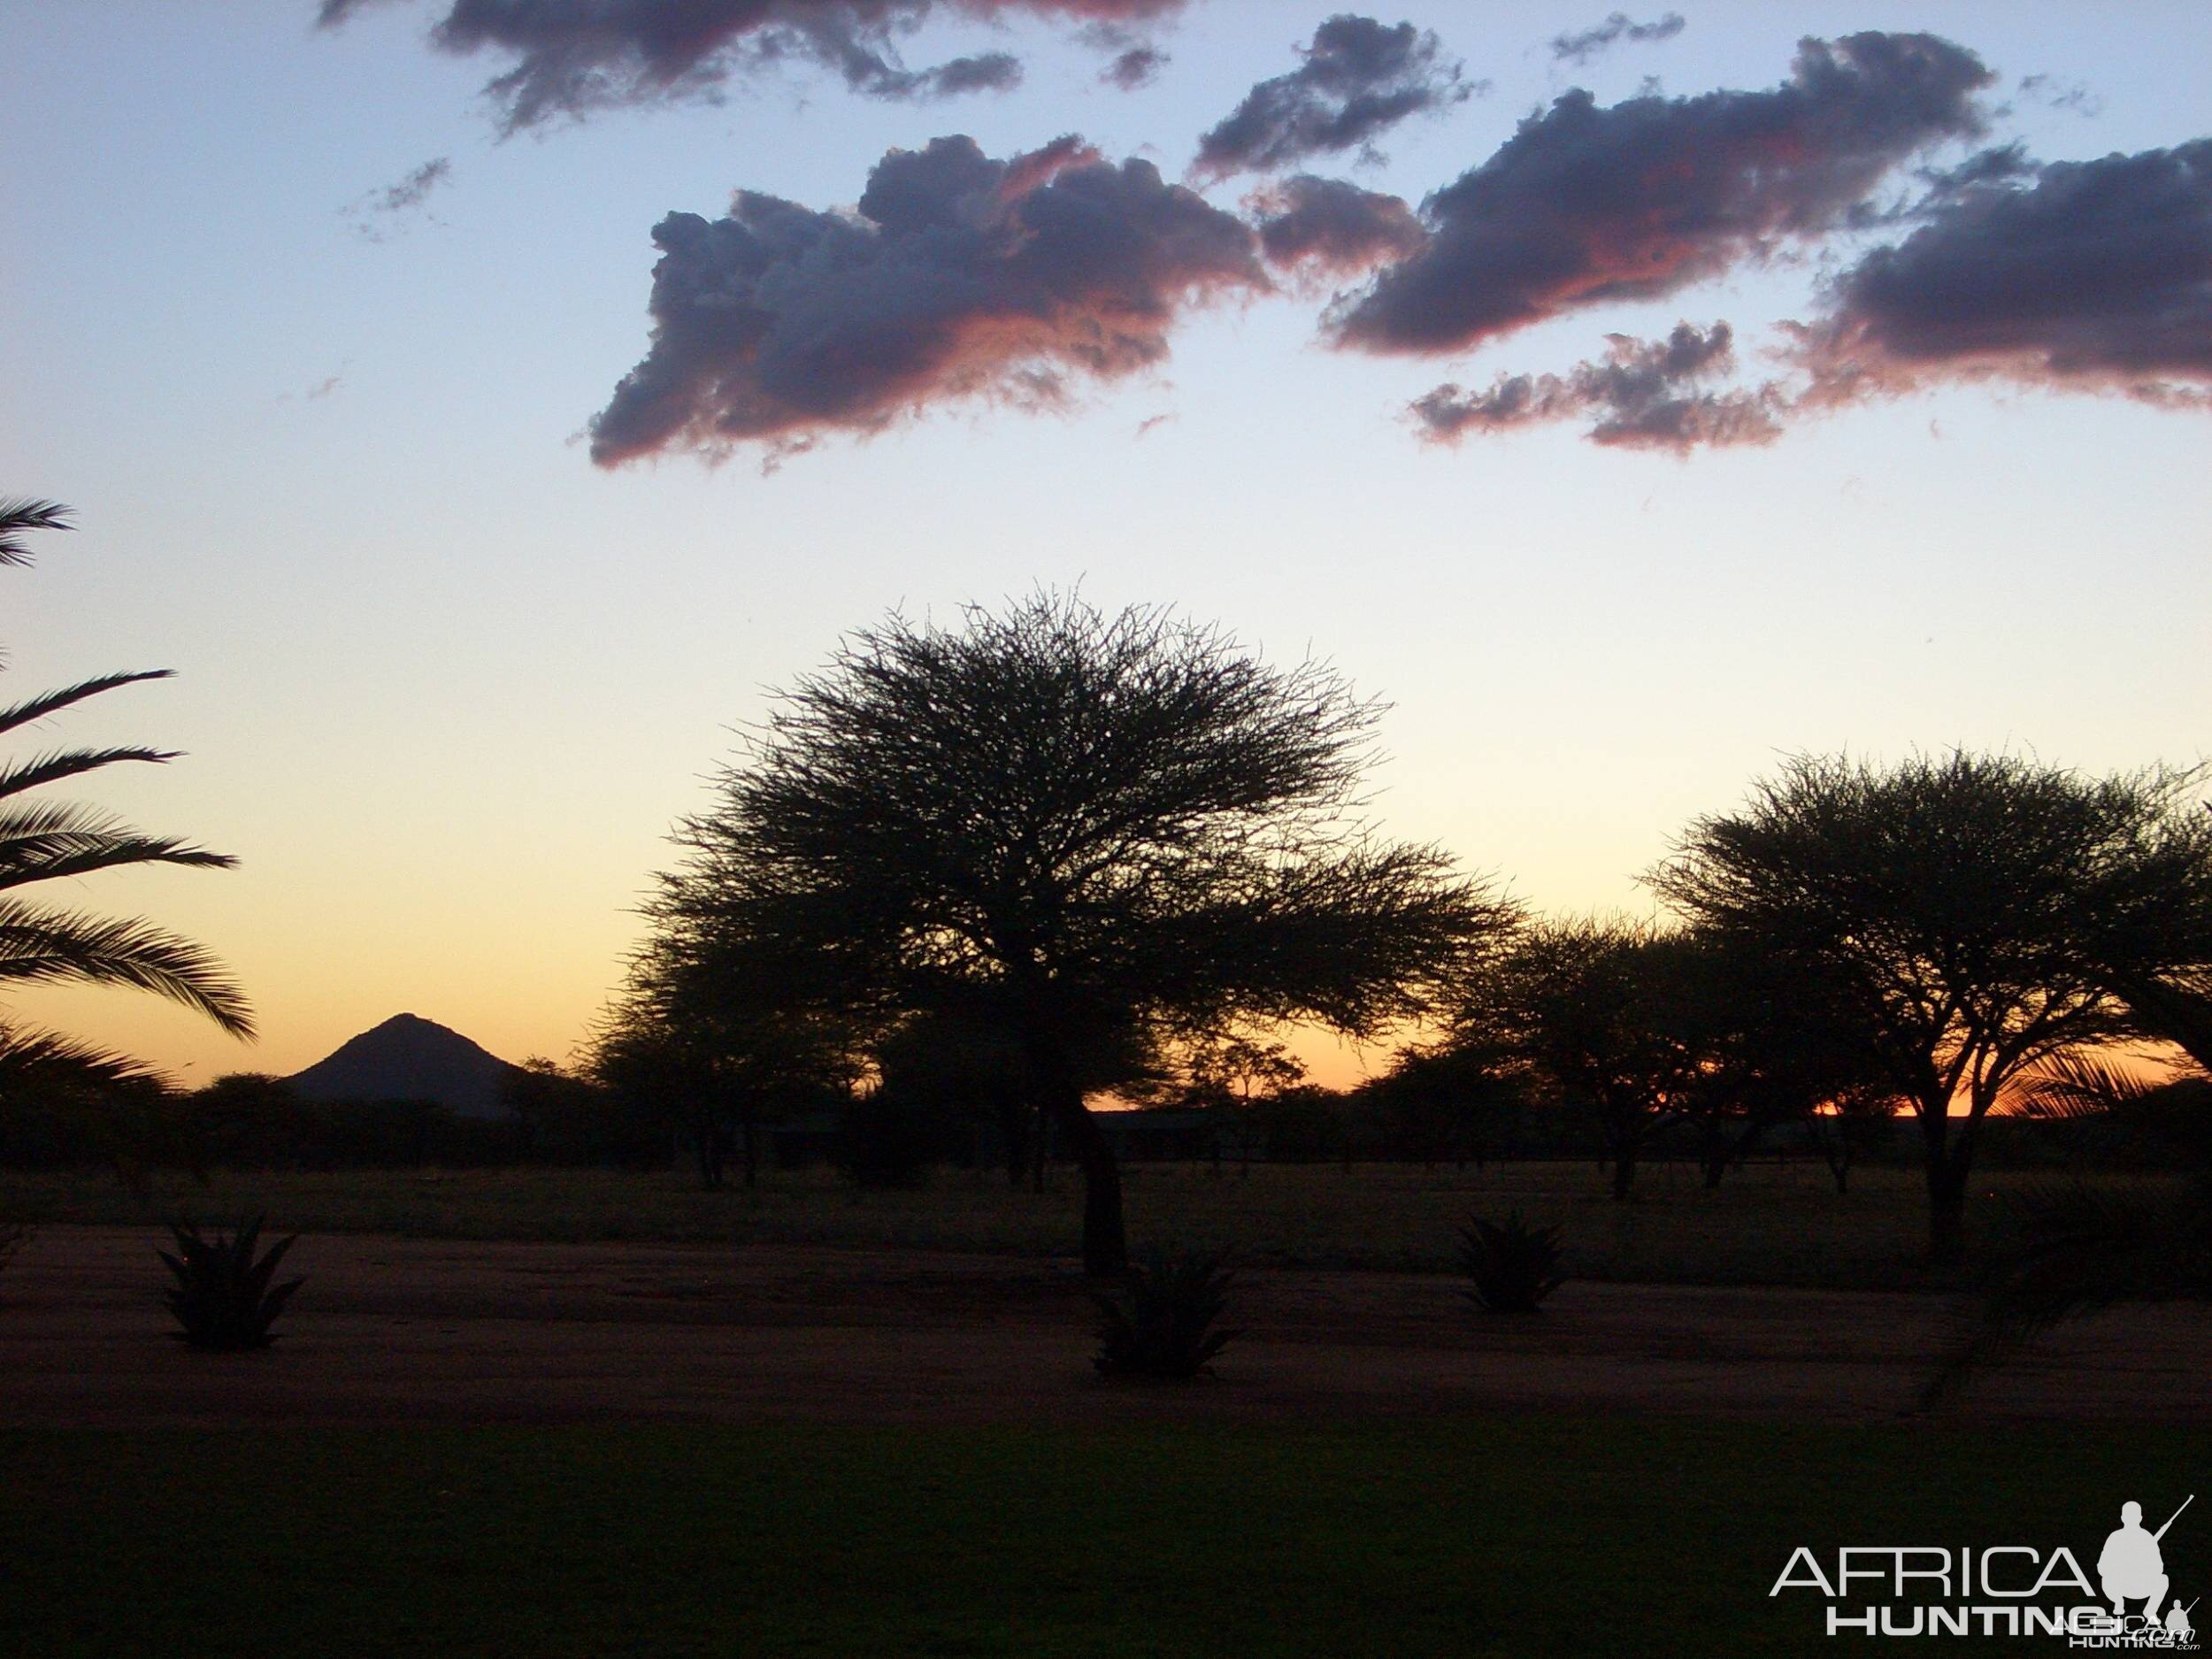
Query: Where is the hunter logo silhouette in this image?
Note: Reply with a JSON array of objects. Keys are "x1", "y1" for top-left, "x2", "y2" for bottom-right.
[
  {"x1": 1770, "y1": 1488, "x2": 2201, "y2": 1642},
  {"x1": 2103, "y1": 1495, "x2": 2191, "y2": 1623}
]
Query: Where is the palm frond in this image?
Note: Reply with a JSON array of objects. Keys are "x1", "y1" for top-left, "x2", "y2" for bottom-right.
[
  {"x1": 2016, "y1": 1052, "x2": 2157, "y2": 1122},
  {"x1": 0, "y1": 746, "x2": 180, "y2": 802},
  {"x1": 0, "y1": 1018, "x2": 165, "y2": 1094},
  {"x1": 0, "y1": 900, "x2": 255, "y2": 1037},
  {"x1": 2117, "y1": 973, "x2": 2212, "y2": 1077},
  {"x1": 1925, "y1": 1177, "x2": 2212, "y2": 1405},
  {"x1": 0, "y1": 672, "x2": 174, "y2": 739},
  {"x1": 0, "y1": 498, "x2": 71, "y2": 567},
  {"x1": 0, "y1": 798, "x2": 236, "y2": 890}
]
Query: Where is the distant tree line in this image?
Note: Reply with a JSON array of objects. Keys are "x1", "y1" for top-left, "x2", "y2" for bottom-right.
[{"x1": 7, "y1": 579, "x2": 2210, "y2": 1280}]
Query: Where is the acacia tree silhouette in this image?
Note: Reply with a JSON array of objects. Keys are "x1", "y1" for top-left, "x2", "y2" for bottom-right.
[
  {"x1": 647, "y1": 592, "x2": 1511, "y2": 1273},
  {"x1": 0, "y1": 498, "x2": 251, "y2": 1177},
  {"x1": 1460, "y1": 918, "x2": 1718, "y2": 1202},
  {"x1": 1651, "y1": 751, "x2": 2212, "y2": 1261},
  {"x1": 593, "y1": 927, "x2": 864, "y2": 1191}
]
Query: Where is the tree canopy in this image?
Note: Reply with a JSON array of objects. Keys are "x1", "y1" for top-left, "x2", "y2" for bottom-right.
[
  {"x1": 1650, "y1": 749, "x2": 2212, "y2": 1255},
  {"x1": 648, "y1": 591, "x2": 1514, "y2": 1270}
]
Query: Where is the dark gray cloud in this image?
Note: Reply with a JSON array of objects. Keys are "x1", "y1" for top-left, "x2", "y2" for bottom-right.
[
  {"x1": 1411, "y1": 321, "x2": 1781, "y2": 451},
  {"x1": 342, "y1": 156, "x2": 453, "y2": 239},
  {"x1": 1074, "y1": 19, "x2": 1168, "y2": 88},
  {"x1": 1794, "y1": 138, "x2": 2212, "y2": 410},
  {"x1": 1548, "y1": 11, "x2": 1685, "y2": 67},
  {"x1": 1250, "y1": 175, "x2": 1425, "y2": 277},
  {"x1": 1102, "y1": 45, "x2": 1166, "y2": 89},
  {"x1": 588, "y1": 134, "x2": 1267, "y2": 465},
  {"x1": 1191, "y1": 14, "x2": 1476, "y2": 181},
  {"x1": 317, "y1": 0, "x2": 1186, "y2": 131},
  {"x1": 1326, "y1": 32, "x2": 1993, "y2": 357}
]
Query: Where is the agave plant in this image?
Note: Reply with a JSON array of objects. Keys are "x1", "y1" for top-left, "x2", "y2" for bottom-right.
[
  {"x1": 1091, "y1": 1245, "x2": 1240, "y2": 1379},
  {"x1": 157, "y1": 1217, "x2": 304, "y2": 1350},
  {"x1": 1457, "y1": 1210, "x2": 1568, "y2": 1314}
]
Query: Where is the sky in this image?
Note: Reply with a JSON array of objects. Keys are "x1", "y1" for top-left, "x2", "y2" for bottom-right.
[{"x1": 1, "y1": 0, "x2": 2207, "y2": 1090}]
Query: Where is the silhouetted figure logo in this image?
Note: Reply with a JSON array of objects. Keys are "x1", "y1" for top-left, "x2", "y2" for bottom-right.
[
  {"x1": 2169, "y1": 1599, "x2": 2197, "y2": 1644},
  {"x1": 2102, "y1": 1495, "x2": 2192, "y2": 1621}
]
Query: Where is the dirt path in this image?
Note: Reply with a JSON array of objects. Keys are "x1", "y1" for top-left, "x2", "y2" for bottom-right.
[{"x1": 3, "y1": 1227, "x2": 2202, "y2": 1427}]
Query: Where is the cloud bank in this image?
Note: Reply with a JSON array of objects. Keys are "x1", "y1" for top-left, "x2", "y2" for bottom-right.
[
  {"x1": 589, "y1": 134, "x2": 1266, "y2": 465},
  {"x1": 1411, "y1": 321, "x2": 1780, "y2": 452},
  {"x1": 1191, "y1": 14, "x2": 1475, "y2": 180},
  {"x1": 1794, "y1": 138, "x2": 2212, "y2": 410},
  {"x1": 318, "y1": 0, "x2": 1186, "y2": 130},
  {"x1": 1426, "y1": 139, "x2": 2212, "y2": 453},
  {"x1": 1325, "y1": 32, "x2": 1993, "y2": 357}
]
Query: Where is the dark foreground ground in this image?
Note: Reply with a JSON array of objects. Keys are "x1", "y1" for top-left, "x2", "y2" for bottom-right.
[
  {"x1": 2, "y1": 1228, "x2": 2203, "y2": 1656},
  {"x1": 4, "y1": 1420, "x2": 2203, "y2": 1657},
  {"x1": 3, "y1": 1226, "x2": 2206, "y2": 1425}
]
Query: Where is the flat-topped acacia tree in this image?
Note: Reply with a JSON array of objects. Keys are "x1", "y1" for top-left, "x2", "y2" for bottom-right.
[
  {"x1": 650, "y1": 592, "x2": 1513, "y2": 1273},
  {"x1": 1650, "y1": 750, "x2": 2212, "y2": 1260}
]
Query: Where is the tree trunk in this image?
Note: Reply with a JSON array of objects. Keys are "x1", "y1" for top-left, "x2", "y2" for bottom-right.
[
  {"x1": 1925, "y1": 1152, "x2": 1969, "y2": 1263},
  {"x1": 1701, "y1": 1154, "x2": 1726, "y2": 1190},
  {"x1": 1610, "y1": 1148, "x2": 1637, "y2": 1202},
  {"x1": 739, "y1": 1101, "x2": 759, "y2": 1190},
  {"x1": 695, "y1": 1109, "x2": 725, "y2": 1192},
  {"x1": 1050, "y1": 1087, "x2": 1126, "y2": 1275},
  {"x1": 1001, "y1": 1098, "x2": 1029, "y2": 1187},
  {"x1": 1916, "y1": 1093, "x2": 1978, "y2": 1263},
  {"x1": 1018, "y1": 1019, "x2": 1123, "y2": 1271}
]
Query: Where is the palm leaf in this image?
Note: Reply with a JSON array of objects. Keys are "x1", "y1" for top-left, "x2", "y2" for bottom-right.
[
  {"x1": 0, "y1": 1019, "x2": 165, "y2": 1094},
  {"x1": 2016, "y1": 1052, "x2": 2158, "y2": 1122},
  {"x1": 1926, "y1": 1177, "x2": 2212, "y2": 1405},
  {"x1": 0, "y1": 803, "x2": 236, "y2": 889},
  {"x1": 0, "y1": 672, "x2": 174, "y2": 740},
  {"x1": 0, "y1": 900, "x2": 255, "y2": 1036},
  {"x1": 0, "y1": 498, "x2": 70, "y2": 567},
  {"x1": 2117, "y1": 974, "x2": 2212, "y2": 1077},
  {"x1": 0, "y1": 746, "x2": 180, "y2": 802}
]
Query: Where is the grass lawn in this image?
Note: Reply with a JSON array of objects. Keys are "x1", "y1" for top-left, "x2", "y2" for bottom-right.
[
  {"x1": 3, "y1": 1417, "x2": 2200, "y2": 1657},
  {"x1": 1, "y1": 1159, "x2": 2164, "y2": 1289}
]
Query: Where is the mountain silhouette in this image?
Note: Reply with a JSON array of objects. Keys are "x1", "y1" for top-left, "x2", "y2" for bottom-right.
[{"x1": 287, "y1": 1013, "x2": 524, "y2": 1119}]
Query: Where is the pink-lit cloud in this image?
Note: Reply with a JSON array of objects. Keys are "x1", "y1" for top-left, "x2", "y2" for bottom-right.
[{"x1": 589, "y1": 134, "x2": 1266, "y2": 465}]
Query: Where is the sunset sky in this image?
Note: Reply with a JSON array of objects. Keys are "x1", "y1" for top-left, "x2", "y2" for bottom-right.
[{"x1": 2, "y1": 0, "x2": 2207, "y2": 1088}]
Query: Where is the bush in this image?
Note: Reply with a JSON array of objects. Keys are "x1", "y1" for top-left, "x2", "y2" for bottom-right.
[
  {"x1": 1457, "y1": 1210, "x2": 1567, "y2": 1314},
  {"x1": 157, "y1": 1217, "x2": 305, "y2": 1350},
  {"x1": 1091, "y1": 1245, "x2": 1240, "y2": 1379}
]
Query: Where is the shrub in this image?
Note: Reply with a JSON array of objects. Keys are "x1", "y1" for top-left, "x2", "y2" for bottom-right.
[
  {"x1": 157, "y1": 1217, "x2": 305, "y2": 1350},
  {"x1": 1091, "y1": 1245, "x2": 1240, "y2": 1379},
  {"x1": 1457, "y1": 1210, "x2": 1567, "y2": 1314}
]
